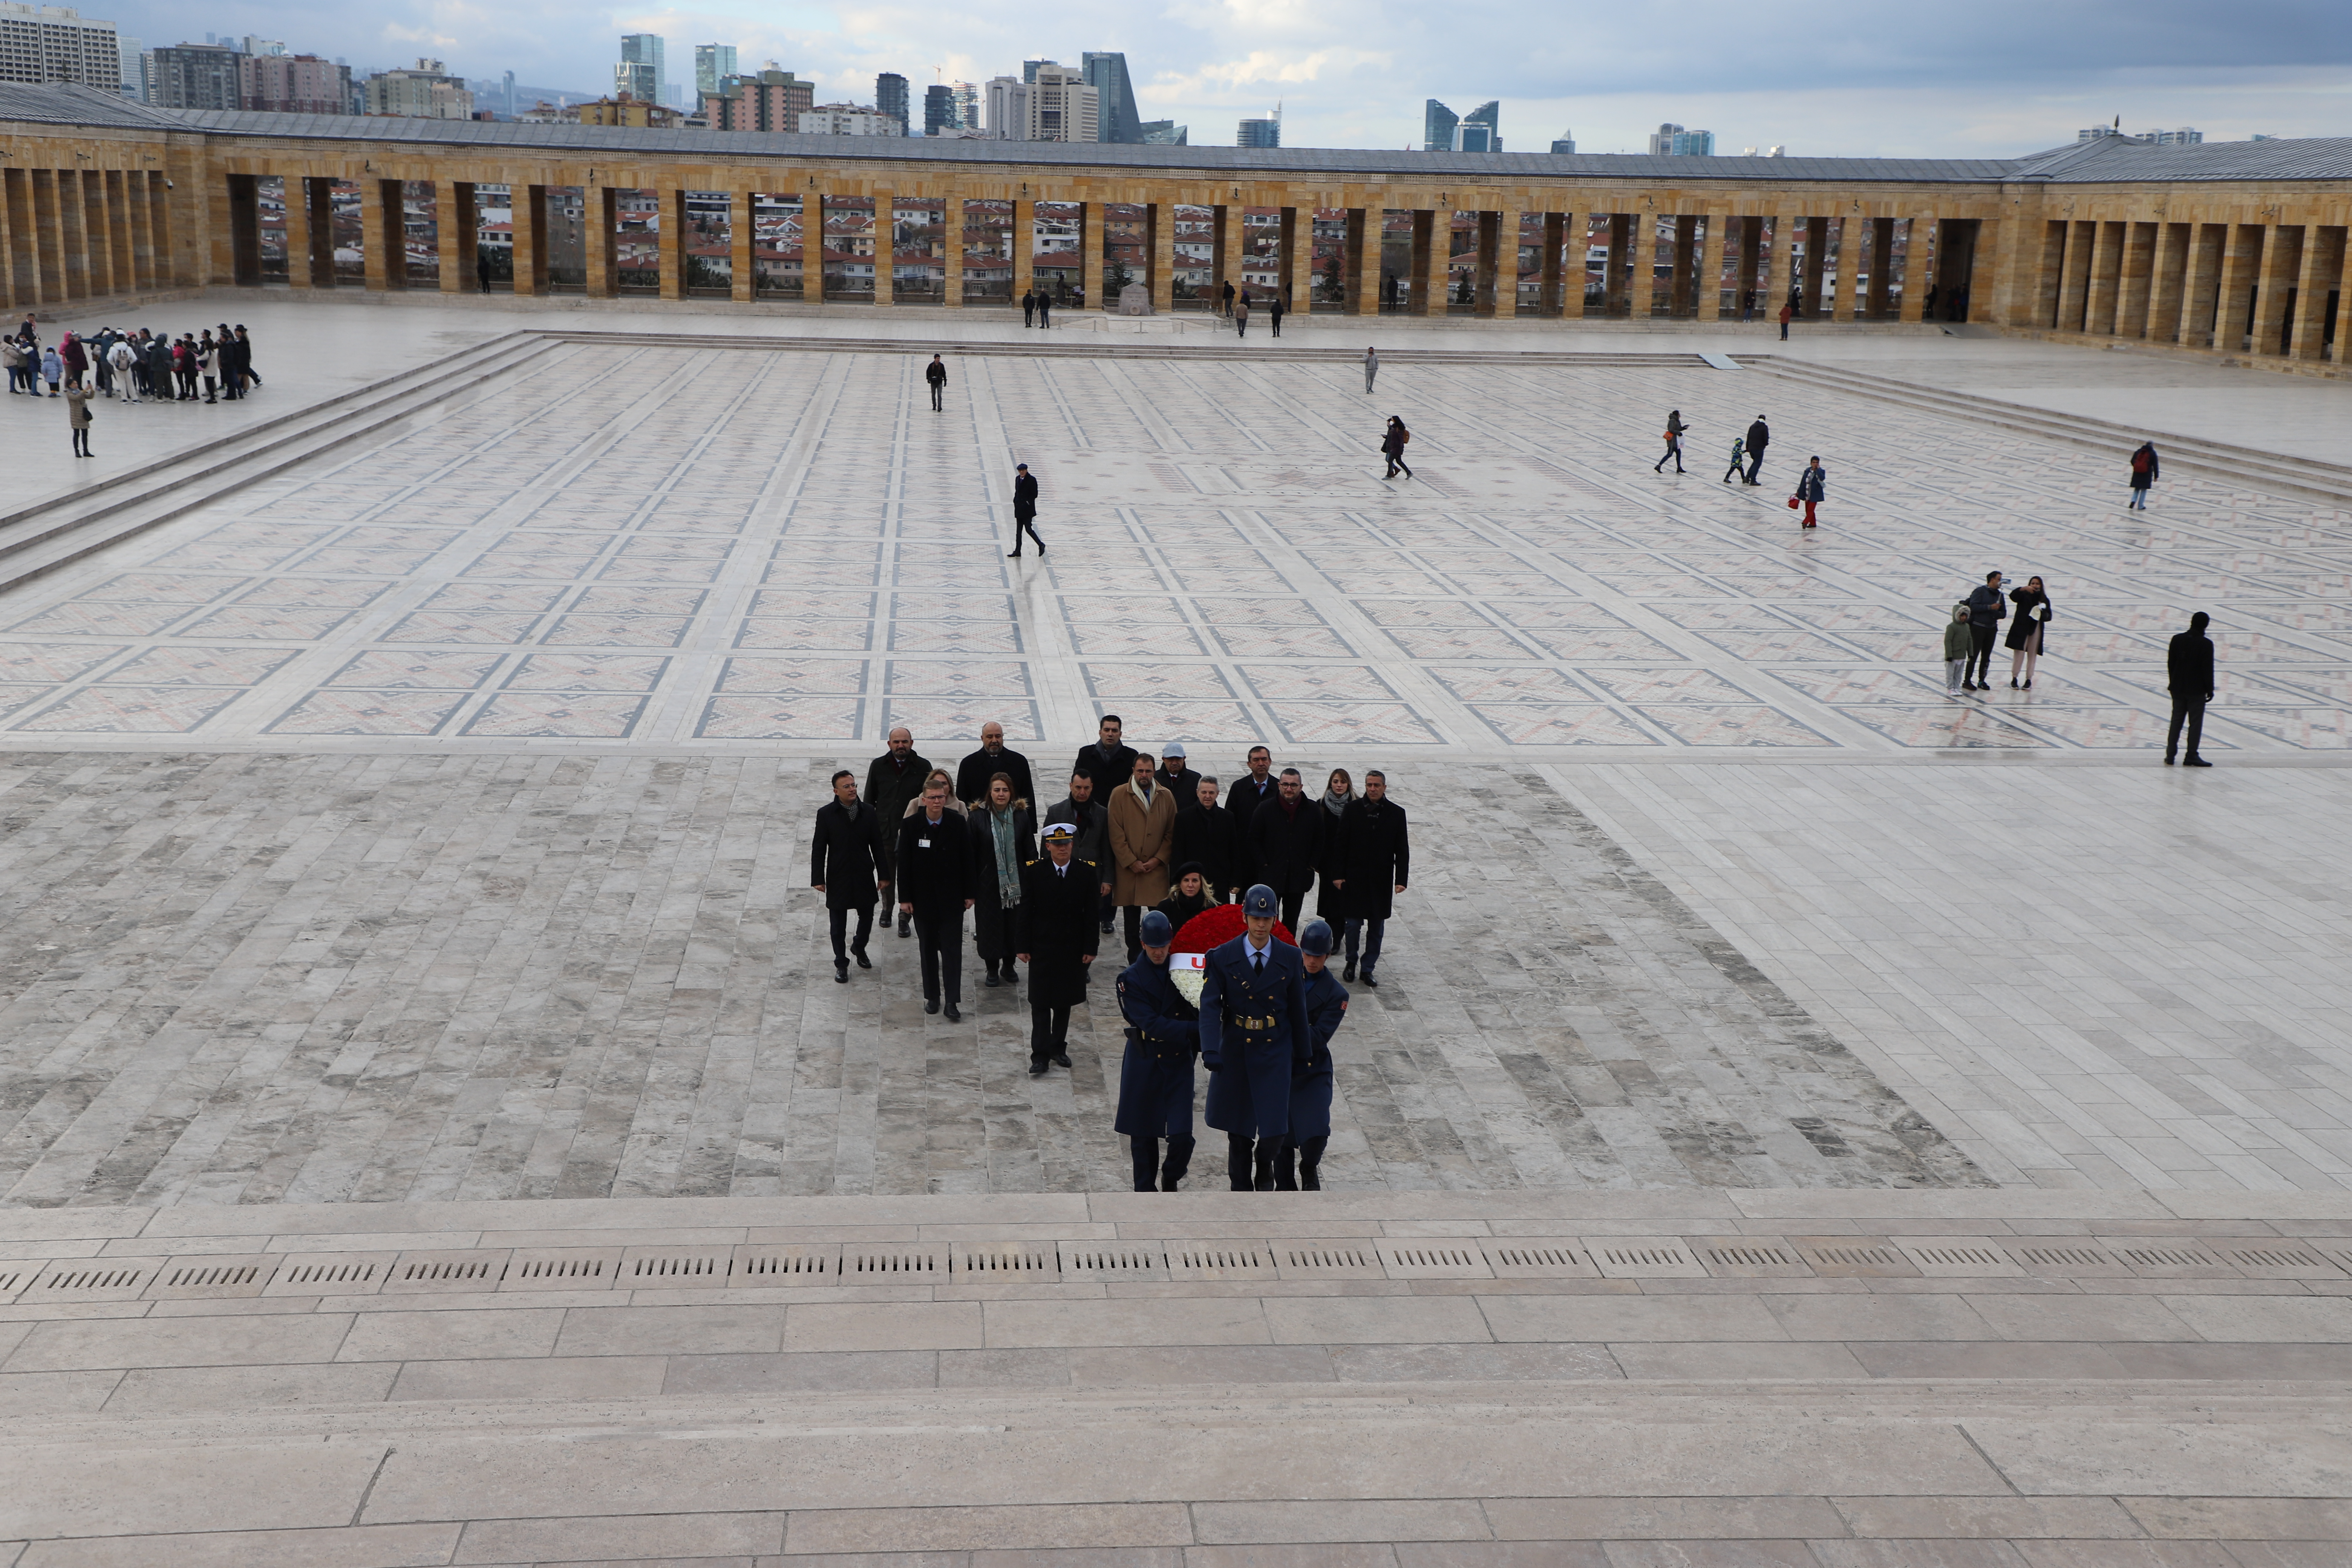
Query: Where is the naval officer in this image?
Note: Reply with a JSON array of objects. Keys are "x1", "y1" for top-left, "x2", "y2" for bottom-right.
[
  {"x1": 1114, "y1": 908, "x2": 1200, "y2": 1191},
  {"x1": 1197, "y1": 883, "x2": 1313, "y2": 1191},
  {"x1": 1277, "y1": 918, "x2": 1349, "y2": 1191}
]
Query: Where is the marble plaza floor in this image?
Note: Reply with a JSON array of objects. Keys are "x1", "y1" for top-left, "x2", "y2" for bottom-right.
[{"x1": 3, "y1": 299, "x2": 2352, "y2": 1562}]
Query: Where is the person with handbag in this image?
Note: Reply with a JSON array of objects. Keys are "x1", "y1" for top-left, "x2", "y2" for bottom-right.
[
  {"x1": 1654, "y1": 410, "x2": 1688, "y2": 474},
  {"x1": 1790, "y1": 456, "x2": 1826, "y2": 527},
  {"x1": 1381, "y1": 416, "x2": 1412, "y2": 480},
  {"x1": 64, "y1": 376, "x2": 95, "y2": 458},
  {"x1": 2006, "y1": 575, "x2": 2054, "y2": 689}
]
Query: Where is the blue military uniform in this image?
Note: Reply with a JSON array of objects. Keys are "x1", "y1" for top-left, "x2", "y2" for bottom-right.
[
  {"x1": 1115, "y1": 945, "x2": 1200, "y2": 1191},
  {"x1": 1280, "y1": 960, "x2": 1348, "y2": 1190},
  {"x1": 1199, "y1": 886, "x2": 1314, "y2": 1191}
]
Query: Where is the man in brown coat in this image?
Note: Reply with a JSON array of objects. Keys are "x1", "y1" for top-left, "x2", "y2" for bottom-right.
[{"x1": 1107, "y1": 751, "x2": 1178, "y2": 963}]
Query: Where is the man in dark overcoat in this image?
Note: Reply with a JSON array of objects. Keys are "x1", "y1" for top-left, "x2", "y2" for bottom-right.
[
  {"x1": 955, "y1": 720, "x2": 1034, "y2": 809},
  {"x1": 1017, "y1": 821, "x2": 1101, "y2": 1073},
  {"x1": 810, "y1": 767, "x2": 888, "y2": 983},
  {"x1": 1276, "y1": 918, "x2": 1348, "y2": 1191},
  {"x1": 1198, "y1": 884, "x2": 1312, "y2": 1191},
  {"x1": 895, "y1": 776, "x2": 972, "y2": 1019},
  {"x1": 1245, "y1": 767, "x2": 1323, "y2": 931},
  {"x1": 1331, "y1": 768, "x2": 1410, "y2": 986},
  {"x1": 1224, "y1": 745, "x2": 1279, "y2": 888},
  {"x1": 864, "y1": 726, "x2": 931, "y2": 934},
  {"x1": 1173, "y1": 776, "x2": 1238, "y2": 904},
  {"x1": 1114, "y1": 908, "x2": 1199, "y2": 1191}
]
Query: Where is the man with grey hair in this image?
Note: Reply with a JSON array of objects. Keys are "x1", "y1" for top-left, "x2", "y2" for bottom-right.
[{"x1": 864, "y1": 726, "x2": 931, "y2": 935}]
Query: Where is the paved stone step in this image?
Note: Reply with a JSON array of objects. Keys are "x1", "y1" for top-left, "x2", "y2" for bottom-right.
[
  {"x1": 1749, "y1": 353, "x2": 2352, "y2": 508},
  {"x1": 0, "y1": 331, "x2": 567, "y2": 594}
]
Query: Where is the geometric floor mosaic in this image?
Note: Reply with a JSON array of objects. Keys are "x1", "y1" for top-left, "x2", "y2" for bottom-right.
[{"x1": 0, "y1": 341, "x2": 2346, "y2": 755}]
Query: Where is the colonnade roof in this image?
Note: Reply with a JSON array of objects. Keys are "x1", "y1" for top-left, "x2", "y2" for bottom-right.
[{"x1": 6, "y1": 83, "x2": 2350, "y2": 186}]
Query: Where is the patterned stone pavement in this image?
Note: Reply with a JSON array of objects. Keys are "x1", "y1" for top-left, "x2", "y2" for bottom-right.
[
  {"x1": 0, "y1": 339, "x2": 2345, "y2": 756},
  {"x1": 0, "y1": 750, "x2": 1977, "y2": 1204},
  {"x1": 0, "y1": 335, "x2": 2347, "y2": 1206}
]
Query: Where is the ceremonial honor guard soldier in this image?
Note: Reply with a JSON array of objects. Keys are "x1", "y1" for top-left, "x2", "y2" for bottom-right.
[
  {"x1": 1279, "y1": 919, "x2": 1348, "y2": 1191},
  {"x1": 1016, "y1": 821, "x2": 1100, "y2": 1076},
  {"x1": 1114, "y1": 909, "x2": 1200, "y2": 1192},
  {"x1": 1198, "y1": 884, "x2": 1313, "y2": 1191}
]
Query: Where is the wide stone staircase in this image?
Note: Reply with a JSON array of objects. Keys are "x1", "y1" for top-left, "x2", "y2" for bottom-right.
[{"x1": 3, "y1": 1188, "x2": 2349, "y2": 1565}]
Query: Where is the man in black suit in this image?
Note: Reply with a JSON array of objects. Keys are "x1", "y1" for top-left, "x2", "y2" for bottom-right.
[
  {"x1": 896, "y1": 776, "x2": 974, "y2": 1018},
  {"x1": 1174, "y1": 775, "x2": 1239, "y2": 904},
  {"x1": 1073, "y1": 715, "x2": 1138, "y2": 932},
  {"x1": 811, "y1": 768, "x2": 888, "y2": 984},
  {"x1": 1247, "y1": 768, "x2": 1323, "y2": 931},
  {"x1": 864, "y1": 727, "x2": 931, "y2": 934},
  {"x1": 955, "y1": 721, "x2": 1034, "y2": 809},
  {"x1": 1331, "y1": 769, "x2": 1409, "y2": 987},
  {"x1": 2166, "y1": 611, "x2": 2216, "y2": 767},
  {"x1": 1224, "y1": 745, "x2": 1279, "y2": 889},
  {"x1": 1017, "y1": 821, "x2": 1100, "y2": 1073}
]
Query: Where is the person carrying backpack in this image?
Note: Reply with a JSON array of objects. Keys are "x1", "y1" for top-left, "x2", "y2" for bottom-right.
[{"x1": 1381, "y1": 416, "x2": 1412, "y2": 480}]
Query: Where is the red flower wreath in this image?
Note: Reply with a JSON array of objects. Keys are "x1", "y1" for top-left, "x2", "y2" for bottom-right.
[
  {"x1": 1167, "y1": 905, "x2": 1295, "y2": 1005},
  {"x1": 1171, "y1": 903, "x2": 1297, "y2": 956}
]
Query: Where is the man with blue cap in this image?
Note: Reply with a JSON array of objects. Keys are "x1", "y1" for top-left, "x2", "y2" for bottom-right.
[
  {"x1": 1278, "y1": 919, "x2": 1349, "y2": 1190},
  {"x1": 1114, "y1": 908, "x2": 1199, "y2": 1191},
  {"x1": 1198, "y1": 882, "x2": 1313, "y2": 1190}
]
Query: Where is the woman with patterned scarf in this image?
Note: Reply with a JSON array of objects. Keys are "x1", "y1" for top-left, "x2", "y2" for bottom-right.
[
  {"x1": 970, "y1": 773, "x2": 1036, "y2": 988},
  {"x1": 1312, "y1": 768, "x2": 1356, "y2": 927}
]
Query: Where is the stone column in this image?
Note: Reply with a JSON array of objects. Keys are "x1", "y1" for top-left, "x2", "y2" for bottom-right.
[
  {"x1": 730, "y1": 189, "x2": 756, "y2": 304},
  {"x1": 2215, "y1": 222, "x2": 2265, "y2": 352},
  {"x1": 1500, "y1": 210, "x2": 1531, "y2": 317},
  {"x1": 1010, "y1": 196, "x2": 1033, "y2": 305},
  {"x1": 1349, "y1": 209, "x2": 1379, "y2": 317},
  {"x1": 1863, "y1": 217, "x2": 1894, "y2": 318},
  {"x1": 944, "y1": 191, "x2": 966, "y2": 308},
  {"x1": 2145, "y1": 222, "x2": 2188, "y2": 341},
  {"x1": 1215, "y1": 204, "x2": 1243, "y2": 309},
  {"x1": 1417, "y1": 208, "x2": 1447, "y2": 316},
  {"x1": 1472, "y1": 210, "x2": 1499, "y2": 316},
  {"x1": 0, "y1": 170, "x2": 16, "y2": 308},
  {"x1": 55, "y1": 170, "x2": 89, "y2": 299},
  {"x1": 1149, "y1": 200, "x2": 1174, "y2": 313},
  {"x1": 2083, "y1": 220, "x2": 2124, "y2": 335},
  {"x1": 1758, "y1": 214, "x2": 1788, "y2": 323},
  {"x1": 282, "y1": 175, "x2": 313, "y2": 290},
  {"x1": 361, "y1": 179, "x2": 398, "y2": 290},
  {"x1": 1538, "y1": 212, "x2": 1566, "y2": 317},
  {"x1": 585, "y1": 187, "x2": 617, "y2": 298},
  {"x1": 1080, "y1": 200, "x2": 1104, "y2": 310},
  {"x1": 512, "y1": 185, "x2": 547, "y2": 296},
  {"x1": 802, "y1": 193, "x2": 824, "y2": 303},
  {"x1": 1799, "y1": 216, "x2": 1827, "y2": 317},
  {"x1": 1282, "y1": 206, "x2": 1311, "y2": 316},
  {"x1": 2176, "y1": 221, "x2": 2224, "y2": 346},
  {"x1": 436, "y1": 181, "x2": 467, "y2": 292},
  {"x1": 658, "y1": 189, "x2": 686, "y2": 301},
  {"x1": 80, "y1": 172, "x2": 115, "y2": 298},
  {"x1": 1695, "y1": 210, "x2": 1729, "y2": 320},
  {"x1": 123, "y1": 170, "x2": 155, "y2": 293},
  {"x1": 1634, "y1": 212, "x2": 1666, "y2": 318},
  {"x1": 2115, "y1": 222, "x2": 2156, "y2": 338},
  {"x1": 2250, "y1": 223, "x2": 2301, "y2": 356},
  {"x1": 872, "y1": 192, "x2": 894, "y2": 306},
  {"x1": 2288, "y1": 225, "x2": 2345, "y2": 361},
  {"x1": 1828, "y1": 219, "x2": 1860, "y2": 322}
]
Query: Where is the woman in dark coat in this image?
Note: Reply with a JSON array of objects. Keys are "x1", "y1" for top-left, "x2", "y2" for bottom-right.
[
  {"x1": 810, "y1": 768, "x2": 888, "y2": 982},
  {"x1": 969, "y1": 773, "x2": 1035, "y2": 986},
  {"x1": 1312, "y1": 769, "x2": 1356, "y2": 926},
  {"x1": 2128, "y1": 442, "x2": 2159, "y2": 509},
  {"x1": 2005, "y1": 575, "x2": 2053, "y2": 690}
]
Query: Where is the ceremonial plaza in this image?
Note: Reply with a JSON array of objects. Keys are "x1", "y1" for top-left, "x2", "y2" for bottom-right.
[{"x1": 2, "y1": 81, "x2": 2352, "y2": 1566}]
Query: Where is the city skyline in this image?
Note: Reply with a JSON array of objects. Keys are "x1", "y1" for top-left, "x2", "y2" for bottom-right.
[{"x1": 58, "y1": 0, "x2": 2349, "y2": 154}]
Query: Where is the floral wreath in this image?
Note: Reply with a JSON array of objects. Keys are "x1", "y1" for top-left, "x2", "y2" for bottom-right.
[{"x1": 1166, "y1": 903, "x2": 1296, "y2": 1006}]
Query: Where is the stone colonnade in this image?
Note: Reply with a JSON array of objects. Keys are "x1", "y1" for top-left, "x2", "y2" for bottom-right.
[
  {"x1": 0, "y1": 165, "x2": 179, "y2": 308},
  {"x1": 0, "y1": 122, "x2": 2346, "y2": 369}
]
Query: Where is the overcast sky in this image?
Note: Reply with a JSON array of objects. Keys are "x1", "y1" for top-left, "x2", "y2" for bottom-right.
[{"x1": 124, "y1": 0, "x2": 2350, "y2": 155}]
